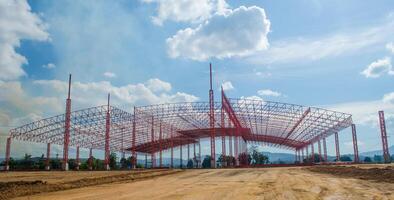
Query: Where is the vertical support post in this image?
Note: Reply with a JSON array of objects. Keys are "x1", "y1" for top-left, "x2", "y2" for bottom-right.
[
  {"x1": 334, "y1": 132, "x2": 340, "y2": 162},
  {"x1": 229, "y1": 120, "x2": 233, "y2": 159},
  {"x1": 151, "y1": 116, "x2": 155, "y2": 168},
  {"x1": 159, "y1": 122, "x2": 162, "y2": 168},
  {"x1": 351, "y1": 124, "x2": 359, "y2": 163},
  {"x1": 198, "y1": 139, "x2": 201, "y2": 168},
  {"x1": 145, "y1": 154, "x2": 148, "y2": 168},
  {"x1": 311, "y1": 143, "x2": 315, "y2": 163},
  {"x1": 193, "y1": 142, "x2": 196, "y2": 168},
  {"x1": 318, "y1": 140, "x2": 322, "y2": 162},
  {"x1": 76, "y1": 146, "x2": 80, "y2": 170},
  {"x1": 5, "y1": 137, "x2": 11, "y2": 171},
  {"x1": 180, "y1": 145, "x2": 183, "y2": 168},
  {"x1": 209, "y1": 63, "x2": 216, "y2": 168},
  {"x1": 295, "y1": 149, "x2": 298, "y2": 163},
  {"x1": 63, "y1": 74, "x2": 72, "y2": 171},
  {"x1": 306, "y1": 145, "x2": 309, "y2": 163},
  {"x1": 45, "y1": 143, "x2": 51, "y2": 170},
  {"x1": 301, "y1": 148, "x2": 304, "y2": 163},
  {"x1": 323, "y1": 138, "x2": 327, "y2": 163},
  {"x1": 221, "y1": 89, "x2": 226, "y2": 166},
  {"x1": 170, "y1": 127, "x2": 174, "y2": 168},
  {"x1": 121, "y1": 129, "x2": 125, "y2": 159},
  {"x1": 234, "y1": 131, "x2": 239, "y2": 166},
  {"x1": 104, "y1": 93, "x2": 111, "y2": 170},
  {"x1": 379, "y1": 111, "x2": 391, "y2": 163},
  {"x1": 89, "y1": 148, "x2": 93, "y2": 170},
  {"x1": 132, "y1": 107, "x2": 136, "y2": 169},
  {"x1": 187, "y1": 143, "x2": 190, "y2": 163}
]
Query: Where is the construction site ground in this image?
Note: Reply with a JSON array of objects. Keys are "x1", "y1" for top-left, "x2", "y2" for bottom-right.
[{"x1": 1, "y1": 164, "x2": 394, "y2": 200}]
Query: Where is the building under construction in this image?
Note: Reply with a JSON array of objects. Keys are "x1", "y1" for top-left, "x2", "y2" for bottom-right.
[{"x1": 3, "y1": 64, "x2": 391, "y2": 171}]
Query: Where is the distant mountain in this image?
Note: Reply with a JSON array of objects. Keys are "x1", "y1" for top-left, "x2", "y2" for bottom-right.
[{"x1": 360, "y1": 145, "x2": 394, "y2": 157}]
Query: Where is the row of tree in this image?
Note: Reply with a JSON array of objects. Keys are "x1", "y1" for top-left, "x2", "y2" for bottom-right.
[{"x1": 2, "y1": 152, "x2": 143, "y2": 170}]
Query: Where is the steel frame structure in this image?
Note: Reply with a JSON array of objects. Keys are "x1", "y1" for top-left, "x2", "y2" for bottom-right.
[{"x1": 4, "y1": 65, "x2": 361, "y2": 170}]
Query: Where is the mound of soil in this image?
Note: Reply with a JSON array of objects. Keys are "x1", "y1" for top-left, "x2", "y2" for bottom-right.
[
  {"x1": 0, "y1": 169, "x2": 181, "y2": 200},
  {"x1": 307, "y1": 165, "x2": 394, "y2": 183}
]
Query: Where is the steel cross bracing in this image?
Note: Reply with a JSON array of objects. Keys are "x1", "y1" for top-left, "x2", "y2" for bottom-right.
[{"x1": 8, "y1": 99, "x2": 353, "y2": 155}]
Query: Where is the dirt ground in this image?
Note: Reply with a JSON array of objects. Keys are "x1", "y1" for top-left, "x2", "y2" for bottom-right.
[{"x1": 2, "y1": 165, "x2": 394, "y2": 200}]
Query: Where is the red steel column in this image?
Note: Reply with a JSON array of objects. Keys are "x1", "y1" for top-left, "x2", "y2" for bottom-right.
[
  {"x1": 198, "y1": 139, "x2": 201, "y2": 168},
  {"x1": 334, "y1": 132, "x2": 340, "y2": 161},
  {"x1": 187, "y1": 143, "x2": 190, "y2": 162},
  {"x1": 301, "y1": 148, "x2": 305, "y2": 163},
  {"x1": 45, "y1": 143, "x2": 51, "y2": 170},
  {"x1": 379, "y1": 111, "x2": 391, "y2": 163},
  {"x1": 323, "y1": 138, "x2": 327, "y2": 163},
  {"x1": 221, "y1": 91, "x2": 226, "y2": 164},
  {"x1": 159, "y1": 122, "x2": 162, "y2": 168},
  {"x1": 180, "y1": 145, "x2": 183, "y2": 168},
  {"x1": 318, "y1": 140, "x2": 322, "y2": 162},
  {"x1": 294, "y1": 149, "x2": 298, "y2": 163},
  {"x1": 63, "y1": 74, "x2": 72, "y2": 171},
  {"x1": 170, "y1": 127, "x2": 174, "y2": 168},
  {"x1": 228, "y1": 120, "x2": 233, "y2": 158},
  {"x1": 76, "y1": 146, "x2": 80, "y2": 170},
  {"x1": 193, "y1": 142, "x2": 196, "y2": 168},
  {"x1": 5, "y1": 137, "x2": 11, "y2": 171},
  {"x1": 132, "y1": 107, "x2": 136, "y2": 169},
  {"x1": 209, "y1": 63, "x2": 216, "y2": 168},
  {"x1": 151, "y1": 116, "x2": 155, "y2": 168},
  {"x1": 89, "y1": 148, "x2": 93, "y2": 170},
  {"x1": 351, "y1": 124, "x2": 359, "y2": 163},
  {"x1": 104, "y1": 93, "x2": 111, "y2": 170},
  {"x1": 234, "y1": 128, "x2": 239, "y2": 166},
  {"x1": 311, "y1": 143, "x2": 315, "y2": 163},
  {"x1": 306, "y1": 145, "x2": 309, "y2": 163}
]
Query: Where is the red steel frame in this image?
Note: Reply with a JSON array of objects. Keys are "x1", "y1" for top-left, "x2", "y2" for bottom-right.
[
  {"x1": 334, "y1": 132, "x2": 340, "y2": 161},
  {"x1": 351, "y1": 124, "x2": 359, "y2": 163},
  {"x1": 378, "y1": 111, "x2": 391, "y2": 163},
  {"x1": 4, "y1": 64, "x2": 359, "y2": 170}
]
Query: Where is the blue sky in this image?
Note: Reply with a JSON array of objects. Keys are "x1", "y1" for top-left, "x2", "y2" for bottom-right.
[{"x1": 1, "y1": 0, "x2": 394, "y2": 159}]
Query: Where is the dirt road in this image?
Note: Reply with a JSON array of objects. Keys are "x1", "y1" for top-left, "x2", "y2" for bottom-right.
[{"x1": 12, "y1": 167, "x2": 394, "y2": 200}]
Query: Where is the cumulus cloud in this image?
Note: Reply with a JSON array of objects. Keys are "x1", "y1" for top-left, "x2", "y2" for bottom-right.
[
  {"x1": 42, "y1": 63, "x2": 56, "y2": 69},
  {"x1": 143, "y1": 0, "x2": 228, "y2": 25},
  {"x1": 33, "y1": 78, "x2": 198, "y2": 109},
  {"x1": 361, "y1": 57, "x2": 394, "y2": 78},
  {"x1": 145, "y1": 78, "x2": 171, "y2": 92},
  {"x1": 386, "y1": 42, "x2": 394, "y2": 54},
  {"x1": 0, "y1": 0, "x2": 49, "y2": 81},
  {"x1": 166, "y1": 6, "x2": 270, "y2": 61},
  {"x1": 258, "y1": 89, "x2": 281, "y2": 97},
  {"x1": 103, "y1": 72, "x2": 116, "y2": 78},
  {"x1": 221, "y1": 81, "x2": 234, "y2": 91}
]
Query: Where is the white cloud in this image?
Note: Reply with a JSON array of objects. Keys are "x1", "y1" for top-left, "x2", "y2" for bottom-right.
[
  {"x1": 166, "y1": 6, "x2": 270, "y2": 61},
  {"x1": 42, "y1": 63, "x2": 56, "y2": 69},
  {"x1": 248, "y1": 20, "x2": 394, "y2": 64},
  {"x1": 33, "y1": 78, "x2": 198, "y2": 109},
  {"x1": 255, "y1": 71, "x2": 272, "y2": 77},
  {"x1": 103, "y1": 72, "x2": 116, "y2": 78},
  {"x1": 221, "y1": 81, "x2": 234, "y2": 91},
  {"x1": 386, "y1": 42, "x2": 394, "y2": 54},
  {"x1": 0, "y1": 0, "x2": 49, "y2": 81},
  {"x1": 324, "y1": 93, "x2": 394, "y2": 126},
  {"x1": 143, "y1": 0, "x2": 228, "y2": 26},
  {"x1": 145, "y1": 78, "x2": 171, "y2": 92},
  {"x1": 361, "y1": 57, "x2": 394, "y2": 78},
  {"x1": 258, "y1": 89, "x2": 281, "y2": 97}
]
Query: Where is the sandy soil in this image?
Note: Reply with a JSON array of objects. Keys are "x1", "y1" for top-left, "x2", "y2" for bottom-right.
[{"x1": 9, "y1": 166, "x2": 394, "y2": 200}]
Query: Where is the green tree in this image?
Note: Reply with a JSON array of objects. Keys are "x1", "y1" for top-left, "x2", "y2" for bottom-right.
[
  {"x1": 373, "y1": 155, "x2": 383, "y2": 163},
  {"x1": 363, "y1": 156, "x2": 372, "y2": 163},
  {"x1": 120, "y1": 157, "x2": 128, "y2": 169},
  {"x1": 109, "y1": 152, "x2": 117, "y2": 169},
  {"x1": 340, "y1": 155, "x2": 352, "y2": 162},
  {"x1": 238, "y1": 152, "x2": 251, "y2": 165},
  {"x1": 202, "y1": 156, "x2": 211, "y2": 168},
  {"x1": 187, "y1": 159, "x2": 193, "y2": 168}
]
